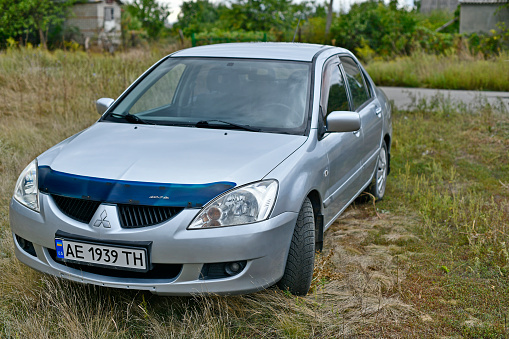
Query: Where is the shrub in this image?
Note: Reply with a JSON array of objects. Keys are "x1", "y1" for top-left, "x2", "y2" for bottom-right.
[{"x1": 191, "y1": 29, "x2": 275, "y2": 46}]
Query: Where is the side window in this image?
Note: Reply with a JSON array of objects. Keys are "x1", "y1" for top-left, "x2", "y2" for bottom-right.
[
  {"x1": 340, "y1": 57, "x2": 370, "y2": 110},
  {"x1": 322, "y1": 64, "x2": 350, "y2": 124}
]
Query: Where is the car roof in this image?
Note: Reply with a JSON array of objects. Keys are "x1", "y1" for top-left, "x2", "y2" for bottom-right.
[{"x1": 171, "y1": 42, "x2": 349, "y2": 62}]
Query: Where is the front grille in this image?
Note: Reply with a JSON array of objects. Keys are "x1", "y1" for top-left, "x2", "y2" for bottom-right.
[
  {"x1": 52, "y1": 195, "x2": 101, "y2": 224},
  {"x1": 51, "y1": 194, "x2": 182, "y2": 227},
  {"x1": 118, "y1": 205, "x2": 183, "y2": 228}
]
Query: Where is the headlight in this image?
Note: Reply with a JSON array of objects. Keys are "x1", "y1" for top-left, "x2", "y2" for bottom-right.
[
  {"x1": 188, "y1": 180, "x2": 278, "y2": 229},
  {"x1": 14, "y1": 159, "x2": 39, "y2": 212}
]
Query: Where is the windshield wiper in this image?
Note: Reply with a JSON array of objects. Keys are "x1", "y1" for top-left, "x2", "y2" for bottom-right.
[
  {"x1": 195, "y1": 120, "x2": 260, "y2": 132},
  {"x1": 110, "y1": 113, "x2": 155, "y2": 125}
]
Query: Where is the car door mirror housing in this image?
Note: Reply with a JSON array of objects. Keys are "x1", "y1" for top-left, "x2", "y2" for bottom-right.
[
  {"x1": 326, "y1": 111, "x2": 361, "y2": 133},
  {"x1": 96, "y1": 98, "x2": 115, "y2": 115}
]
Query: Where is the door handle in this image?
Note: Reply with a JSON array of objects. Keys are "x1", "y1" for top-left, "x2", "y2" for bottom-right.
[{"x1": 375, "y1": 106, "x2": 382, "y2": 116}]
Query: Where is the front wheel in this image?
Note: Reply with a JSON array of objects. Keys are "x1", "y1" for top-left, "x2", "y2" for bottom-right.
[
  {"x1": 368, "y1": 141, "x2": 389, "y2": 200},
  {"x1": 277, "y1": 197, "x2": 315, "y2": 296}
]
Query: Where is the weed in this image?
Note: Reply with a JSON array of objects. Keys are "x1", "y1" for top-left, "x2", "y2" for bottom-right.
[
  {"x1": 380, "y1": 93, "x2": 509, "y2": 335},
  {"x1": 310, "y1": 248, "x2": 342, "y2": 293},
  {"x1": 366, "y1": 52, "x2": 509, "y2": 91},
  {"x1": 1, "y1": 47, "x2": 508, "y2": 337}
]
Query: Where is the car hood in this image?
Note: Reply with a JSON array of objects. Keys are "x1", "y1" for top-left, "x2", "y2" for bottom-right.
[{"x1": 37, "y1": 122, "x2": 306, "y2": 207}]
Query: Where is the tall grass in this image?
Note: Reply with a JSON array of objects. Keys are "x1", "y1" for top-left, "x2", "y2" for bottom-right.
[
  {"x1": 366, "y1": 52, "x2": 509, "y2": 91},
  {"x1": 0, "y1": 47, "x2": 412, "y2": 338},
  {"x1": 378, "y1": 96, "x2": 509, "y2": 336},
  {"x1": 390, "y1": 95, "x2": 509, "y2": 275},
  {"x1": 0, "y1": 273, "x2": 338, "y2": 338},
  {"x1": 1, "y1": 47, "x2": 508, "y2": 337},
  {"x1": 0, "y1": 47, "x2": 172, "y2": 199}
]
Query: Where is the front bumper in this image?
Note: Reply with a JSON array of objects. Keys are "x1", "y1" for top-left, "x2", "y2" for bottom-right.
[{"x1": 9, "y1": 194, "x2": 298, "y2": 295}]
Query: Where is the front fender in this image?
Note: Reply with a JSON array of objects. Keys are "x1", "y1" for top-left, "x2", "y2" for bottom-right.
[{"x1": 264, "y1": 129, "x2": 328, "y2": 217}]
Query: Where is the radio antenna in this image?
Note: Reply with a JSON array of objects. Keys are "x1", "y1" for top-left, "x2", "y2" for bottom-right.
[{"x1": 292, "y1": 13, "x2": 304, "y2": 43}]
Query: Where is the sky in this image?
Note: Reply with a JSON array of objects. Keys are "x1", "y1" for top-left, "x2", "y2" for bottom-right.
[{"x1": 160, "y1": 0, "x2": 416, "y2": 24}]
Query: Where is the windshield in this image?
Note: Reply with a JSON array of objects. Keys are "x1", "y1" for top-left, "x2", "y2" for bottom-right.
[{"x1": 104, "y1": 57, "x2": 312, "y2": 135}]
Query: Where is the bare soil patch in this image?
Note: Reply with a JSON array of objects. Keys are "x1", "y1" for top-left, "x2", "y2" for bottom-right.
[{"x1": 310, "y1": 202, "x2": 421, "y2": 336}]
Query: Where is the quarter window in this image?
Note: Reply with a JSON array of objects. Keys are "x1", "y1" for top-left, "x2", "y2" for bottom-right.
[{"x1": 340, "y1": 57, "x2": 370, "y2": 110}]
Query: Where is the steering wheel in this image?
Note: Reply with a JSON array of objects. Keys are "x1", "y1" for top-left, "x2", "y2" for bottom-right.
[{"x1": 259, "y1": 103, "x2": 301, "y2": 127}]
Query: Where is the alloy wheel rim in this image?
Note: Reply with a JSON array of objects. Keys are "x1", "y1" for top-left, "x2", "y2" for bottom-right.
[{"x1": 376, "y1": 147, "x2": 387, "y2": 197}]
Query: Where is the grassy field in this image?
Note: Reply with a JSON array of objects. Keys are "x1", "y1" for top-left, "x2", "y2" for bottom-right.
[
  {"x1": 0, "y1": 48, "x2": 508, "y2": 337},
  {"x1": 366, "y1": 52, "x2": 509, "y2": 92}
]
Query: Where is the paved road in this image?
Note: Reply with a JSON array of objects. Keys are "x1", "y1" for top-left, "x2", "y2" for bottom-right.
[{"x1": 380, "y1": 87, "x2": 509, "y2": 111}]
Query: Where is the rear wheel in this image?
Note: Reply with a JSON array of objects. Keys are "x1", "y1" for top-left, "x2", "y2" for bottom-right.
[
  {"x1": 277, "y1": 197, "x2": 315, "y2": 296},
  {"x1": 368, "y1": 141, "x2": 388, "y2": 200}
]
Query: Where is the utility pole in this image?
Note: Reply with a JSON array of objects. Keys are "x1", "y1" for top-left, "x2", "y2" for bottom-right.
[{"x1": 325, "y1": 0, "x2": 333, "y2": 36}]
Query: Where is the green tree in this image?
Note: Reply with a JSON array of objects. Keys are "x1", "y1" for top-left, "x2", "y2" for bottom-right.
[
  {"x1": 0, "y1": 0, "x2": 73, "y2": 49},
  {"x1": 299, "y1": 4, "x2": 328, "y2": 44},
  {"x1": 126, "y1": 0, "x2": 170, "y2": 39},
  {"x1": 330, "y1": 0, "x2": 418, "y2": 56},
  {"x1": 0, "y1": 0, "x2": 26, "y2": 44},
  {"x1": 23, "y1": 0, "x2": 73, "y2": 49},
  {"x1": 221, "y1": 0, "x2": 294, "y2": 33},
  {"x1": 174, "y1": 0, "x2": 226, "y2": 36}
]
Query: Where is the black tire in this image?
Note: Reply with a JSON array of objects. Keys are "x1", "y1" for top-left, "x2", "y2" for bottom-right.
[
  {"x1": 277, "y1": 197, "x2": 315, "y2": 296},
  {"x1": 367, "y1": 141, "x2": 389, "y2": 200}
]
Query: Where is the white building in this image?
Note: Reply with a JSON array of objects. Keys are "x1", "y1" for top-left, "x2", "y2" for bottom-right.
[
  {"x1": 459, "y1": 0, "x2": 509, "y2": 33},
  {"x1": 66, "y1": 0, "x2": 122, "y2": 49}
]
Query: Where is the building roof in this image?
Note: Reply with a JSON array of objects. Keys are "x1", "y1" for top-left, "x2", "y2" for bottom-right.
[
  {"x1": 171, "y1": 43, "x2": 347, "y2": 62},
  {"x1": 459, "y1": 0, "x2": 508, "y2": 4}
]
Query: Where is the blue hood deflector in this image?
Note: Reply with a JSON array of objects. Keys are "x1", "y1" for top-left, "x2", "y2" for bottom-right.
[{"x1": 38, "y1": 166, "x2": 236, "y2": 208}]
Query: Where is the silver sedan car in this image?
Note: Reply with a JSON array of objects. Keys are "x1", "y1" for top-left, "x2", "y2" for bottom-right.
[{"x1": 10, "y1": 43, "x2": 392, "y2": 296}]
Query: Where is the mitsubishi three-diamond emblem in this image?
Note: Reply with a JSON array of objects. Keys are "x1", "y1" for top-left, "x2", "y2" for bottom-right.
[{"x1": 93, "y1": 210, "x2": 111, "y2": 228}]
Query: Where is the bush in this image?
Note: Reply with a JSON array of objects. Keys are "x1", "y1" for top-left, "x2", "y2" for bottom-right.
[
  {"x1": 412, "y1": 26, "x2": 455, "y2": 54},
  {"x1": 330, "y1": 1, "x2": 419, "y2": 57},
  {"x1": 467, "y1": 23, "x2": 509, "y2": 57},
  {"x1": 328, "y1": 1, "x2": 508, "y2": 59},
  {"x1": 192, "y1": 29, "x2": 276, "y2": 46}
]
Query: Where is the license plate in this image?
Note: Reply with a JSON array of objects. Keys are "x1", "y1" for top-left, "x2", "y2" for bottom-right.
[{"x1": 55, "y1": 238, "x2": 148, "y2": 272}]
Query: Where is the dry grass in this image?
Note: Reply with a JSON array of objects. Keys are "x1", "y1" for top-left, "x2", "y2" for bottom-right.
[
  {"x1": 366, "y1": 52, "x2": 509, "y2": 91},
  {"x1": 1, "y1": 46, "x2": 508, "y2": 337},
  {"x1": 0, "y1": 47, "x2": 415, "y2": 338},
  {"x1": 0, "y1": 210, "x2": 414, "y2": 338},
  {"x1": 381, "y1": 96, "x2": 509, "y2": 336}
]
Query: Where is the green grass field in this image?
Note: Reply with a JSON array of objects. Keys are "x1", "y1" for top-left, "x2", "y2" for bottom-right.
[
  {"x1": 366, "y1": 52, "x2": 509, "y2": 92},
  {"x1": 0, "y1": 48, "x2": 508, "y2": 337}
]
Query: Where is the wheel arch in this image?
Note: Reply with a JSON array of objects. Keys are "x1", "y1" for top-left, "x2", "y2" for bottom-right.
[
  {"x1": 306, "y1": 189, "x2": 324, "y2": 252},
  {"x1": 383, "y1": 133, "x2": 391, "y2": 175}
]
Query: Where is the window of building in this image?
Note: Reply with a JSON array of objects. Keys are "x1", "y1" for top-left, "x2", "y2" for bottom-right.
[{"x1": 104, "y1": 7, "x2": 114, "y2": 21}]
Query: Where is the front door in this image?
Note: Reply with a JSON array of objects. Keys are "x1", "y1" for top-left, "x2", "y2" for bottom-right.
[
  {"x1": 319, "y1": 57, "x2": 365, "y2": 227},
  {"x1": 340, "y1": 56, "x2": 383, "y2": 183}
]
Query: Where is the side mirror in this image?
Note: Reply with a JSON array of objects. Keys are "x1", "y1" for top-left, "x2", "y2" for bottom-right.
[
  {"x1": 326, "y1": 111, "x2": 361, "y2": 133},
  {"x1": 96, "y1": 98, "x2": 114, "y2": 115}
]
